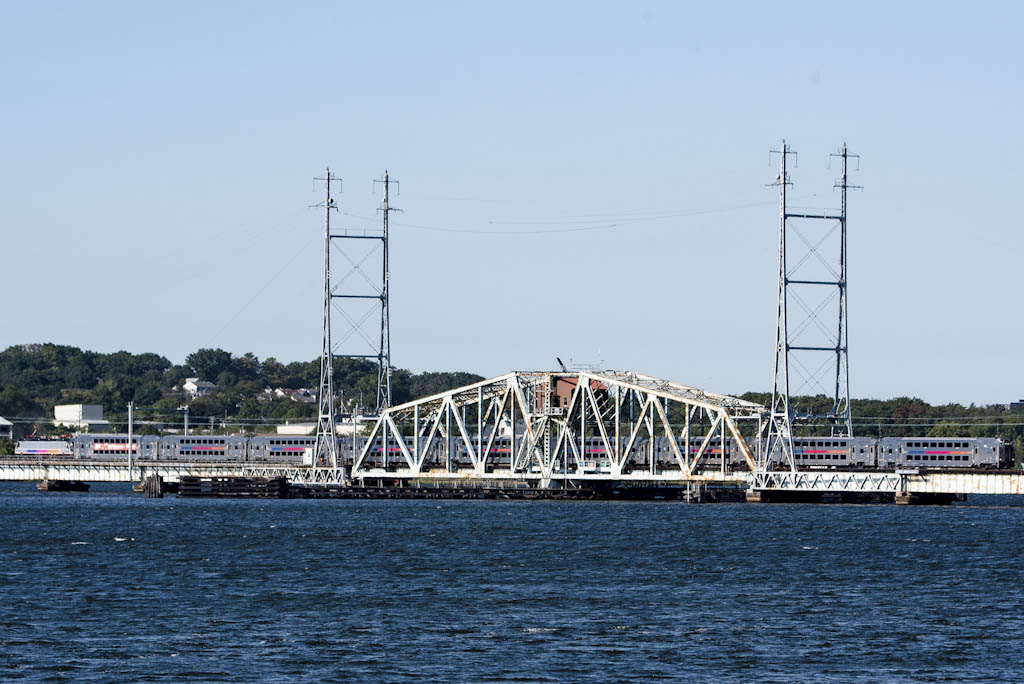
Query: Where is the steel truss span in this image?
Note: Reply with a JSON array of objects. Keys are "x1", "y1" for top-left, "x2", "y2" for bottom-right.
[
  {"x1": 346, "y1": 370, "x2": 765, "y2": 484},
  {"x1": 754, "y1": 470, "x2": 904, "y2": 492}
]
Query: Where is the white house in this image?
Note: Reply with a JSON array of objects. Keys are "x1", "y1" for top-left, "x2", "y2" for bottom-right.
[
  {"x1": 0, "y1": 416, "x2": 12, "y2": 440},
  {"x1": 273, "y1": 388, "x2": 317, "y2": 404},
  {"x1": 183, "y1": 378, "x2": 216, "y2": 399}
]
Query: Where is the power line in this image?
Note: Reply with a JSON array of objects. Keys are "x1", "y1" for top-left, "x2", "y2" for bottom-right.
[{"x1": 339, "y1": 199, "x2": 778, "y2": 236}]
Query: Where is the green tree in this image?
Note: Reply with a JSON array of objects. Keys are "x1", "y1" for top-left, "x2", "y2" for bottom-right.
[{"x1": 185, "y1": 348, "x2": 233, "y2": 381}]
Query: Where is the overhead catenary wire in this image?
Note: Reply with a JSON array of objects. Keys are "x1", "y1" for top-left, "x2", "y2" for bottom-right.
[{"x1": 339, "y1": 198, "x2": 783, "y2": 236}]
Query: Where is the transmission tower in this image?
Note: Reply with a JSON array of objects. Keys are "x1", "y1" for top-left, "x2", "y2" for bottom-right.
[
  {"x1": 764, "y1": 141, "x2": 859, "y2": 474},
  {"x1": 314, "y1": 168, "x2": 341, "y2": 468},
  {"x1": 373, "y1": 170, "x2": 400, "y2": 412},
  {"x1": 314, "y1": 169, "x2": 396, "y2": 423}
]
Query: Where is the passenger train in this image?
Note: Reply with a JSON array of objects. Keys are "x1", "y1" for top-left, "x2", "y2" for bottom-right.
[
  {"x1": 15, "y1": 434, "x2": 321, "y2": 465},
  {"x1": 12, "y1": 432, "x2": 1015, "y2": 472}
]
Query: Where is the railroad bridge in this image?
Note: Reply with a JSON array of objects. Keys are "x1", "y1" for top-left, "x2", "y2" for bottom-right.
[{"x1": 2, "y1": 370, "x2": 1021, "y2": 500}]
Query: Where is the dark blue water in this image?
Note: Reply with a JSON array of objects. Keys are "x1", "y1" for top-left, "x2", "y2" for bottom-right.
[{"x1": 2, "y1": 483, "x2": 1022, "y2": 683}]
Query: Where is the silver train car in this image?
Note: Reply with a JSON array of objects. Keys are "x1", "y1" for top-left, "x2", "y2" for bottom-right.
[
  {"x1": 876, "y1": 437, "x2": 1006, "y2": 469},
  {"x1": 9, "y1": 433, "x2": 1015, "y2": 471}
]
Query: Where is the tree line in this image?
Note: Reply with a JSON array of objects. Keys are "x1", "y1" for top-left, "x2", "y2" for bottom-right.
[
  {"x1": 0, "y1": 343, "x2": 481, "y2": 438},
  {"x1": 1, "y1": 344, "x2": 1022, "y2": 457}
]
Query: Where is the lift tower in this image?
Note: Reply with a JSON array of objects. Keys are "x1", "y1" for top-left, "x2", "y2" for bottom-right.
[{"x1": 763, "y1": 141, "x2": 858, "y2": 475}]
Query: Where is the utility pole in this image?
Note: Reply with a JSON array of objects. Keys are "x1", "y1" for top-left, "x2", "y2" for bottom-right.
[
  {"x1": 314, "y1": 168, "x2": 341, "y2": 469},
  {"x1": 127, "y1": 401, "x2": 134, "y2": 481}
]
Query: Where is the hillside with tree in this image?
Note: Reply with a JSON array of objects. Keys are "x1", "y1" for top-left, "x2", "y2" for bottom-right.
[
  {"x1": 0, "y1": 343, "x2": 481, "y2": 439},
  {"x1": 0, "y1": 344, "x2": 1022, "y2": 459}
]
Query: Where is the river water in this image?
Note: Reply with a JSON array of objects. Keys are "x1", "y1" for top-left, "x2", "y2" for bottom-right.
[{"x1": 2, "y1": 482, "x2": 1022, "y2": 682}]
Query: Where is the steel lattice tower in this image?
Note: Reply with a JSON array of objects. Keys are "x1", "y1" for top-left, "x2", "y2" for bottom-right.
[
  {"x1": 314, "y1": 168, "x2": 341, "y2": 468},
  {"x1": 313, "y1": 168, "x2": 396, "y2": 430},
  {"x1": 763, "y1": 141, "x2": 858, "y2": 474},
  {"x1": 373, "y1": 171, "x2": 399, "y2": 412}
]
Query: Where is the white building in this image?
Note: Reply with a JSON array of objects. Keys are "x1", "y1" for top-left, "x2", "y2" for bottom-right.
[
  {"x1": 53, "y1": 404, "x2": 111, "y2": 431},
  {"x1": 276, "y1": 423, "x2": 317, "y2": 436},
  {"x1": 183, "y1": 378, "x2": 216, "y2": 399},
  {"x1": 276, "y1": 420, "x2": 367, "y2": 436},
  {"x1": 0, "y1": 416, "x2": 12, "y2": 440}
]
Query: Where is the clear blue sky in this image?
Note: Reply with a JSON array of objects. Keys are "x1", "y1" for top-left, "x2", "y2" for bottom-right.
[{"x1": 1, "y1": 1, "x2": 1021, "y2": 405}]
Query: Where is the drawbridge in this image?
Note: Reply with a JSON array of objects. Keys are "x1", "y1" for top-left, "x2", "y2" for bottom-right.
[{"x1": 295, "y1": 370, "x2": 766, "y2": 485}]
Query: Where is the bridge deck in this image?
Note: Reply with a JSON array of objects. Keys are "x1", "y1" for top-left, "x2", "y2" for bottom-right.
[{"x1": 2, "y1": 459, "x2": 1022, "y2": 494}]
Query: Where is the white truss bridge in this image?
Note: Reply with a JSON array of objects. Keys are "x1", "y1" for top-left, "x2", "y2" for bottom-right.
[{"x1": 338, "y1": 370, "x2": 764, "y2": 482}]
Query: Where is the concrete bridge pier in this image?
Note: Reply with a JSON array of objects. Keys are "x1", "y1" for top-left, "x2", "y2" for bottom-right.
[{"x1": 894, "y1": 492, "x2": 965, "y2": 505}]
